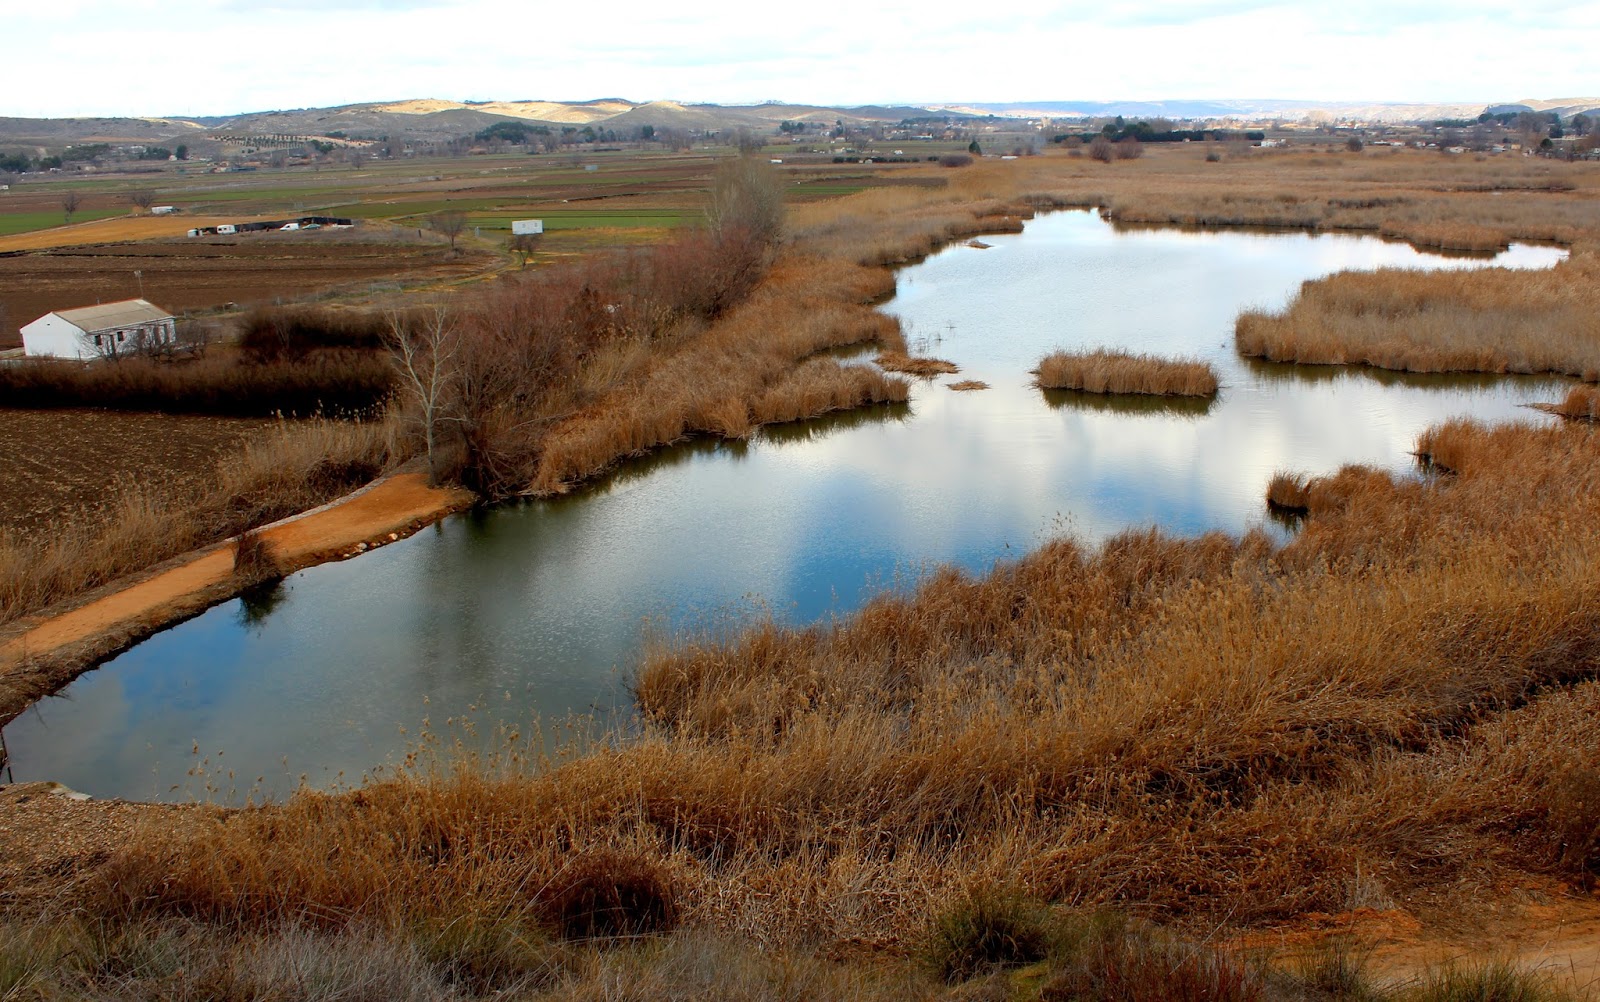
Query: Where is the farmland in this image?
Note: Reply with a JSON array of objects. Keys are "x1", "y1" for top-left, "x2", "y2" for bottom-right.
[{"x1": 0, "y1": 147, "x2": 955, "y2": 344}]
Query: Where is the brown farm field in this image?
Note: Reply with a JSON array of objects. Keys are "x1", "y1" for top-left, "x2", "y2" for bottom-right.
[{"x1": 0, "y1": 409, "x2": 280, "y2": 534}]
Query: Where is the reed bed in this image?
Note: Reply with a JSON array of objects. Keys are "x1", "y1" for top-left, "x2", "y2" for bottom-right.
[
  {"x1": 59, "y1": 419, "x2": 1594, "y2": 967},
  {"x1": 948, "y1": 380, "x2": 990, "y2": 391},
  {"x1": 1036, "y1": 348, "x2": 1219, "y2": 396},
  {"x1": 1236, "y1": 255, "x2": 1600, "y2": 378}
]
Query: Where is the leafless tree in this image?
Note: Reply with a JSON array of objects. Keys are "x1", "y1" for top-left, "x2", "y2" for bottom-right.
[
  {"x1": 509, "y1": 232, "x2": 542, "y2": 268},
  {"x1": 705, "y1": 156, "x2": 784, "y2": 246},
  {"x1": 385, "y1": 305, "x2": 462, "y2": 485},
  {"x1": 429, "y1": 210, "x2": 469, "y2": 254},
  {"x1": 1089, "y1": 135, "x2": 1116, "y2": 163},
  {"x1": 127, "y1": 189, "x2": 156, "y2": 213},
  {"x1": 61, "y1": 191, "x2": 81, "y2": 223}
]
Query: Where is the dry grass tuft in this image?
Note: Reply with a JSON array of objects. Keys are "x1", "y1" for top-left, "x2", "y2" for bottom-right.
[
  {"x1": 1036, "y1": 349, "x2": 1219, "y2": 396},
  {"x1": 1543, "y1": 384, "x2": 1600, "y2": 422},
  {"x1": 948, "y1": 380, "x2": 991, "y2": 391},
  {"x1": 876, "y1": 353, "x2": 961, "y2": 376}
]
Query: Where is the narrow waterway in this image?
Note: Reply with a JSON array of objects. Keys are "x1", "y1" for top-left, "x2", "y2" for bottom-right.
[{"x1": 5, "y1": 211, "x2": 1567, "y2": 802}]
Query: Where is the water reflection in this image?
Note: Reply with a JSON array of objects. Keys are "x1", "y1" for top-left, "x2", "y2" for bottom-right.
[
  {"x1": 1040, "y1": 387, "x2": 1217, "y2": 418},
  {"x1": 4, "y1": 211, "x2": 1570, "y2": 802}
]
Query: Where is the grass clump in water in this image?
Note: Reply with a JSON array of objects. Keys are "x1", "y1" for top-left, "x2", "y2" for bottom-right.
[{"x1": 1036, "y1": 348, "x2": 1219, "y2": 397}]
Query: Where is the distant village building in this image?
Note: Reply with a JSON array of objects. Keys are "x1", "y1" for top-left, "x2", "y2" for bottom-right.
[
  {"x1": 20, "y1": 299, "x2": 176, "y2": 360},
  {"x1": 511, "y1": 219, "x2": 544, "y2": 236}
]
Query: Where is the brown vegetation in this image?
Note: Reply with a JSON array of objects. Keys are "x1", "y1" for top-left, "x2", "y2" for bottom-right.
[
  {"x1": 1236, "y1": 256, "x2": 1600, "y2": 378},
  {"x1": 948, "y1": 380, "x2": 990, "y2": 391},
  {"x1": 1544, "y1": 383, "x2": 1600, "y2": 421},
  {"x1": 876, "y1": 352, "x2": 961, "y2": 376},
  {"x1": 1036, "y1": 349, "x2": 1219, "y2": 396},
  {"x1": 23, "y1": 417, "x2": 1585, "y2": 979}
]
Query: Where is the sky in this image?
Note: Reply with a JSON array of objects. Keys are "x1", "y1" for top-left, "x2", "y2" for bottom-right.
[{"x1": 8, "y1": 0, "x2": 1598, "y2": 118}]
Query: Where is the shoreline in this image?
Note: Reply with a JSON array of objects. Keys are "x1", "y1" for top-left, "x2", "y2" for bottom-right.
[{"x1": 0, "y1": 471, "x2": 475, "y2": 726}]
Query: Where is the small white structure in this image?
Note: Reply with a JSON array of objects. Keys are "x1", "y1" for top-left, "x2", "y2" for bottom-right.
[
  {"x1": 511, "y1": 219, "x2": 544, "y2": 236},
  {"x1": 151, "y1": 205, "x2": 176, "y2": 215},
  {"x1": 21, "y1": 299, "x2": 177, "y2": 360},
  {"x1": 279, "y1": 221, "x2": 300, "y2": 231},
  {"x1": 216, "y1": 223, "x2": 237, "y2": 235}
]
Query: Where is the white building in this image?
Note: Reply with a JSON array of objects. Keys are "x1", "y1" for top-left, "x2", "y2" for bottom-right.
[
  {"x1": 511, "y1": 219, "x2": 544, "y2": 236},
  {"x1": 20, "y1": 299, "x2": 177, "y2": 360}
]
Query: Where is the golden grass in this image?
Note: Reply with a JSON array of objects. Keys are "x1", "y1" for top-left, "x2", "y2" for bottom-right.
[
  {"x1": 1543, "y1": 384, "x2": 1600, "y2": 422},
  {"x1": 875, "y1": 353, "x2": 961, "y2": 376},
  {"x1": 1036, "y1": 349, "x2": 1219, "y2": 396},
  {"x1": 1236, "y1": 256, "x2": 1600, "y2": 378},
  {"x1": 948, "y1": 380, "x2": 990, "y2": 391}
]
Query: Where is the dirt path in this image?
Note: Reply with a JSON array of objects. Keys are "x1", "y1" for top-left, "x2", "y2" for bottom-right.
[
  {"x1": 1241, "y1": 888, "x2": 1600, "y2": 994},
  {"x1": 0, "y1": 473, "x2": 474, "y2": 719}
]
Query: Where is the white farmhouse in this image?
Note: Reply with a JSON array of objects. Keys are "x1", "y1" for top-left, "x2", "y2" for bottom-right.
[{"x1": 20, "y1": 299, "x2": 177, "y2": 360}]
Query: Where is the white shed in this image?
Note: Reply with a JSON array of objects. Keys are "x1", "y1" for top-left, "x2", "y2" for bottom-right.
[
  {"x1": 511, "y1": 219, "x2": 544, "y2": 236},
  {"x1": 20, "y1": 299, "x2": 177, "y2": 360}
]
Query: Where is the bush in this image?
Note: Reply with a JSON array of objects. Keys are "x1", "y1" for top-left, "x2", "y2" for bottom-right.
[
  {"x1": 539, "y1": 850, "x2": 678, "y2": 940},
  {"x1": 921, "y1": 887, "x2": 1051, "y2": 983},
  {"x1": 1089, "y1": 136, "x2": 1116, "y2": 163},
  {"x1": 939, "y1": 153, "x2": 975, "y2": 168},
  {"x1": 239, "y1": 306, "x2": 391, "y2": 361}
]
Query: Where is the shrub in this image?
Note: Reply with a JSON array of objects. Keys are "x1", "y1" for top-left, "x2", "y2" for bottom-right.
[
  {"x1": 1089, "y1": 136, "x2": 1116, "y2": 163},
  {"x1": 940, "y1": 153, "x2": 975, "y2": 168},
  {"x1": 232, "y1": 528, "x2": 280, "y2": 584},
  {"x1": 239, "y1": 306, "x2": 391, "y2": 361},
  {"x1": 539, "y1": 850, "x2": 678, "y2": 940},
  {"x1": 921, "y1": 887, "x2": 1052, "y2": 984}
]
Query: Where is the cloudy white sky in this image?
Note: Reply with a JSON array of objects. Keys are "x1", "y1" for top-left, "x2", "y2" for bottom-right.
[{"x1": 9, "y1": 0, "x2": 1597, "y2": 118}]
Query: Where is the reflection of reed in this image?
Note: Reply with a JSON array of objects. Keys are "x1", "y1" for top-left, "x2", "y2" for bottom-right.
[
  {"x1": 1040, "y1": 387, "x2": 1216, "y2": 418},
  {"x1": 757, "y1": 400, "x2": 912, "y2": 446},
  {"x1": 1239, "y1": 355, "x2": 1564, "y2": 394}
]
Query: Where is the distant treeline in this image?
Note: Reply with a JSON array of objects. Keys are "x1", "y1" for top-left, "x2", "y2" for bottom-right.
[{"x1": 1052, "y1": 128, "x2": 1266, "y2": 145}]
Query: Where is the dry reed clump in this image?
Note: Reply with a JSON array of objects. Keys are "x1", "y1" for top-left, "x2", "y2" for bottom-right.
[
  {"x1": 1545, "y1": 383, "x2": 1600, "y2": 421},
  {"x1": 1036, "y1": 349, "x2": 1219, "y2": 396},
  {"x1": 1235, "y1": 255, "x2": 1600, "y2": 379},
  {"x1": 0, "y1": 417, "x2": 394, "y2": 629},
  {"x1": 1265, "y1": 466, "x2": 1398, "y2": 517},
  {"x1": 948, "y1": 380, "x2": 990, "y2": 391},
  {"x1": 875, "y1": 353, "x2": 961, "y2": 376}
]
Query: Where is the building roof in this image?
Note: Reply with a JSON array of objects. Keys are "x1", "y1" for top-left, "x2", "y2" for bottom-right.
[{"x1": 51, "y1": 299, "x2": 173, "y2": 333}]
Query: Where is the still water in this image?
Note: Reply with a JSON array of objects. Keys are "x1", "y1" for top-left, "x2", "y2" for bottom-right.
[{"x1": 5, "y1": 212, "x2": 1568, "y2": 801}]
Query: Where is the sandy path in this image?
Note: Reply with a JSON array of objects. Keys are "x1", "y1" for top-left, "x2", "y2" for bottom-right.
[{"x1": 0, "y1": 473, "x2": 473, "y2": 704}]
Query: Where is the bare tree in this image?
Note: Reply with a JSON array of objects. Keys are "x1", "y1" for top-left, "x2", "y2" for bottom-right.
[
  {"x1": 509, "y1": 232, "x2": 542, "y2": 268},
  {"x1": 385, "y1": 305, "x2": 462, "y2": 484},
  {"x1": 127, "y1": 189, "x2": 156, "y2": 213},
  {"x1": 61, "y1": 191, "x2": 81, "y2": 223},
  {"x1": 429, "y1": 210, "x2": 469, "y2": 254},
  {"x1": 705, "y1": 156, "x2": 784, "y2": 246}
]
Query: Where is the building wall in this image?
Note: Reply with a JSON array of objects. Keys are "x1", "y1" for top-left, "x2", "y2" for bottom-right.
[
  {"x1": 20, "y1": 316, "x2": 177, "y2": 360},
  {"x1": 20, "y1": 314, "x2": 94, "y2": 360}
]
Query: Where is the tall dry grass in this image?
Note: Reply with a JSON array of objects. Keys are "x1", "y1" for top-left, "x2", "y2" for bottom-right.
[
  {"x1": 65, "y1": 418, "x2": 1599, "y2": 960},
  {"x1": 1036, "y1": 349, "x2": 1219, "y2": 396},
  {"x1": 1236, "y1": 255, "x2": 1600, "y2": 378},
  {"x1": 0, "y1": 417, "x2": 395, "y2": 630}
]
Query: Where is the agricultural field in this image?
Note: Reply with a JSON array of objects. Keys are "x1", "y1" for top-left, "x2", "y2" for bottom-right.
[
  {"x1": 0, "y1": 146, "x2": 953, "y2": 344},
  {"x1": 0, "y1": 409, "x2": 280, "y2": 534}
]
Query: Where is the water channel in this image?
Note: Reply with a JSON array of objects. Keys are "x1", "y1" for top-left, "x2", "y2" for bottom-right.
[{"x1": 5, "y1": 211, "x2": 1568, "y2": 802}]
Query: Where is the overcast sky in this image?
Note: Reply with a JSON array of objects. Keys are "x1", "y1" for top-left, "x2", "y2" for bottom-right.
[{"x1": 9, "y1": 0, "x2": 1597, "y2": 118}]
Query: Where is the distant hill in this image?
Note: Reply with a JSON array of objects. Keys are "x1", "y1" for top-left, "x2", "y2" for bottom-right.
[{"x1": 3, "y1": 96, "x2": 1595, "y2": 149}]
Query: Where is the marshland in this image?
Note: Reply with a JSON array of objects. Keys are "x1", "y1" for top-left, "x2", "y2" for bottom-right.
[{"x1": 5, "y1": 146, "x2": 1600, "y2": 999}]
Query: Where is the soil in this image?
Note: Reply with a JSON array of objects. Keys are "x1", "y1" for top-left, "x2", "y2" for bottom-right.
[
  {"x1": 0, "y1": 232, "x2": 493, "y2": 345},
  {"x1": 0, "y1": 472, "x2": 474, "y2": 723},
  {"x1": 0, "y1": 409, "x2": 280, "y2": 534},
  {"x1": 1237, "y1": 888, "x2": 1600, "y2": 993}
]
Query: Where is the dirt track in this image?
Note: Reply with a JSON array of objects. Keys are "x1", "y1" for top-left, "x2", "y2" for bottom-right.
[{"x1": 0, "y1": 472, "x2": 473, "y2": 719}]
